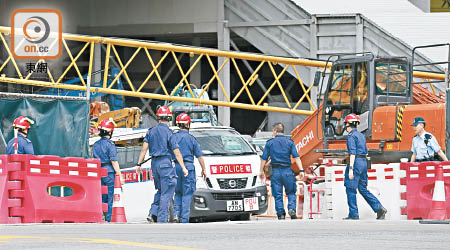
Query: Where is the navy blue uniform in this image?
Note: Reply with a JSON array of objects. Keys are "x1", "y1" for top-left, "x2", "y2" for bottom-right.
[
  {"x1": 144, "y1": 123, "x2": 179, "y2": 223},
  {"x1": 344, "y1": 129, "x2": 382, "y2": 218},
  {"x1": 6, "y1": 134, "x2": 34, "y2": 155},
  {"x1": 171, "y1": 130, "x2": 202, "y2": 223},
  {"x1": 93, "y1": 137, "x2": 118, "y2": 222},
  {"x1": 261, "y1": 135, "x2": 299, "y2": 217}
]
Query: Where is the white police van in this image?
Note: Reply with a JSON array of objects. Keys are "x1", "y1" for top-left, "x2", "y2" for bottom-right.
[{"x1": 184, "y1": 126, "x2": 268, "y2": 221}]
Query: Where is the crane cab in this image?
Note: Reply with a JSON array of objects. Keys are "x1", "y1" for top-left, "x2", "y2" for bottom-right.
[
  {"x1": 291, "y1": 45, "x2": 448, "y2": 167},
  {"x1": 322, "y1": 55, "x2": 411, "y2": 143}
]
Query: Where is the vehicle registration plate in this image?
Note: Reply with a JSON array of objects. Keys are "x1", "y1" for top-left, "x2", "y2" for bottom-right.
[
  {"x1": 243, "y1": 197, "x2": 259, "y2": 211},
  {"x1": 226, "y1": 200, "x2": 243, "y2": 211}
]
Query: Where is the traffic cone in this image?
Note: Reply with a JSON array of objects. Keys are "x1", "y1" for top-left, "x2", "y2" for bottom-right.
[
  {"x1": 111, "y1": 174, "x2": 127, "y2": 223},
  {"x1": 420, "y1": 164, "x2": 449, "y2": 224}
]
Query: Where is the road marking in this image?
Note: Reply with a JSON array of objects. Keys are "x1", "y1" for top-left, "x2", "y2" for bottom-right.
[{"x1": 0, "y1": 235, "x2": 204, "y2": 250}]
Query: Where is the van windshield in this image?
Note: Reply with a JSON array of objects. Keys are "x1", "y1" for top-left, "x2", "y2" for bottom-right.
[{"x1": 190, "y1": 129, "x2": 255, "y2": 156}]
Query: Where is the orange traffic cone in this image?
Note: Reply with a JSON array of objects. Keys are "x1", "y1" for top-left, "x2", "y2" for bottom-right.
[
  {"x1": 111, "y1": 174, "x2": 127, "y2": 223},
  {"x1": 420, "y1": 164, "x2": 449, "y2": 224}
]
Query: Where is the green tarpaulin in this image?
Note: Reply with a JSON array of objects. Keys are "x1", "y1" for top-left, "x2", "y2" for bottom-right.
[{"x1": 0, "y1": 97, "x2": 89, "y2": 158}]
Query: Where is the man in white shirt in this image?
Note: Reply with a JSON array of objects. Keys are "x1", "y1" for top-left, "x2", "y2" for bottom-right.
[{"x1": 410, "y1": 117, "x2": 448, "y2": 162}]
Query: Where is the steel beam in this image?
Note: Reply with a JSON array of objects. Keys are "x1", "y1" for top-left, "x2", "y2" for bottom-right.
[
  {"x1": 226, "y1": 20, "x2": 310, "y2": 28},
  {"x1": 0, "y1": 76, "x2": 315, "y2": 116},
  {"x1": 190, "y1": 37, "x2": 202, "y2": 87},
  {"x1": 230, "y1": 39, "x2": 273, "y2": 102},
  {"x1": 139, "y1": 53, "x2": 185, "y2": 115}
]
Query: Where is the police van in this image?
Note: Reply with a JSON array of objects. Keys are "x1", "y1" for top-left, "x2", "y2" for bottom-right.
[
  {"x1": 93, "y1": 126, "x2": 268, "y2": 222},
  {"x1": 181, "y1": 126, "x2": 268, "y2": 221}
]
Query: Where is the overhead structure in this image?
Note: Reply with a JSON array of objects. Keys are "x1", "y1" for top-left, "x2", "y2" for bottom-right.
[
  {"x1": 0, "y1": 26, "x2": 325, "y2": 116},
  {"x1": 225, "y1": 0, "x2": 448, "y2": 98},
  {"x1": 0, "y1": 0, "x2": 447, "y2": 131},
  {"x1": 0, "y1": 25, "x2": 445, "y2": 117}
]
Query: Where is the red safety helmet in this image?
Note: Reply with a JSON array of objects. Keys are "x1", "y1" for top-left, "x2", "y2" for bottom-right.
[
  {"x1": 176, "y1": 113, "x2": 191, "y2": 127},
  {"x1": 98, "y1": 118, "x2": 116, "y2": 133},
  {"x1": 13, "y1": 116, "x2": 34, "y2": 130},
  {"x1": 344, "y1": 113, "x2": 360, "y2": 124},
  {"x1": 156, "y1": 105, "x2": 172, "y2": 120}
]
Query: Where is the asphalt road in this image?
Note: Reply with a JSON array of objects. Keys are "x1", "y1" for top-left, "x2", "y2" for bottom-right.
[{"x1": 1, "y1": 218, "x2": 449, "y2": 250}]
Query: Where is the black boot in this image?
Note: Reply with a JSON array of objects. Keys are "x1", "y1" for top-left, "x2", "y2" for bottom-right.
[
  {"x1": 172, "y1": 216, "x2": 180, "y2": 223},
  {"x1": 376, "y1": 207, "x2": 387, "y2": 220},
  {"x1": 147, "y1": 214, "x2": 157, "y2": 223},
  {"x1": 342, "y1": 216, "x2": 359, "y2": 220},
  {"x1": 288, "y1": 209, "x2": 298, "y2": 220},
  {"x1": 277, "y1": 214, "x2": 285, "y2": 220}
]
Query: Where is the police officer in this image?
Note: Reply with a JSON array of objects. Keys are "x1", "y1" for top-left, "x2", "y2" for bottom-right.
[
  {"x1": 172, "y1": 113, "x2": 207, "y2": 223},
  {"x1": 136, "y1": 106, "x2": 188, "y2": 223},
  {"x1": 343, "y1": 113, "x2": 387, "y2": 220},
  {"x1": 93, "y1": 118, "x2": 124, "y2": 222},
  {"x1": 259, "y1": 123, "x2": 304, "y2": 220},
  {"x1": 6, "y1": 116, "x2": 35, "y2": 155},
  {"x1": 410, "y1": 117, "x2": 448, "y2": 162}
]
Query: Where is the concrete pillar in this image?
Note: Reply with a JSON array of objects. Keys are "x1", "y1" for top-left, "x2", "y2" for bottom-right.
[
  {"x1": 356, "y1": 14, "x2": 364, "y2": 53},
  {"x1": 190, "y1": 37, "x2": 202, "y2": 89},
  {"x1": 309, "y1": 16, "x2": 318, "y2": 109},
  {"x1": 217, "y1": 0, "x2": 230, "y2": 126}
]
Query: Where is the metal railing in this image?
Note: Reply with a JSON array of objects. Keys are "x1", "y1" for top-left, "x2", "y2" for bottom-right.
[{"x1": 412, "y1": 43, "x2": 450, "y2": 86}]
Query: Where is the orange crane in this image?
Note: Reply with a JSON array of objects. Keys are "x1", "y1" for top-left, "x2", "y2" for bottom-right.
[
  {"x1": 96, "y1": 107, "x2": 141, "y2": 129},
  {"x1": 89, "y1": 102, "x2": 142, "y2": 132},
  {"x1": 290, "y1": 44, "x2": 449, "y2": 173}
]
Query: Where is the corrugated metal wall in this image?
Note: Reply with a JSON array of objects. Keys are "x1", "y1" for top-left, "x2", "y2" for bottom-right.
[{"x1": 225, "y1": 0, "x2": 441, "y2": 88}]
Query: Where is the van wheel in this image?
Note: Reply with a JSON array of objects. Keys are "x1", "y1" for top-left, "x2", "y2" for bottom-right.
[
  {"x1": 240, "y1": 213, "x2": 250, "y2": 221},
  {"x1": 232, "y1": 213, "x2": 250, "y2": 221},
  {"x1": 190, "y1": 217, "x2": 204, "y2": 223}
]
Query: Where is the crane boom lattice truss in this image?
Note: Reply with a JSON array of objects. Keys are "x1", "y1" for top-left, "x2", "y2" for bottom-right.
[{"x1": 0, "y1": 26, "x2": 445, "y2": 115}]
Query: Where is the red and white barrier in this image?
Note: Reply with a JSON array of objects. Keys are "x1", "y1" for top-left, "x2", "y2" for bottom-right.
[
  {"x1": 0, "y1": 154, "x2": 107, "y2": 224},
  {"x1": 0, "y1": 155, "x2": 10, "y2": 224},
  {"x1": 324, "y1": 163, "x2": 404, "y2": 220},
  {"x1": 400, "y1": 161, "x2": 450, "y2": 220},
  {"x1": 121, "y1": 166, "x2": 155, "y2": 222},
  {"x1": 372, "y1": 163, "x2": 404, "y2": 220}
]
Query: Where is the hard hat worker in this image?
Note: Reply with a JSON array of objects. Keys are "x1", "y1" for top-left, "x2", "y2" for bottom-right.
[
  {"x1": 6, "y1": 116, "x2": 35, "y2": 155},
  {"x1": 93, "y1": 118, "x2": 125, "y2": 222},
  {"x1": 410, "y1": 117, "x2": 448, "y2": 162},
  {"x1": 259, "y1": 122, "x2": 304, "y2": 220},
  {"x1": 172, "y1": 113, "x2": 207, "y2": 223},
  {"x1": 343, "y1": 113, "x2": 387, "y2": 220},
  {"x1": 136, "y1": 105, "x2": 188, "y2": 223}
]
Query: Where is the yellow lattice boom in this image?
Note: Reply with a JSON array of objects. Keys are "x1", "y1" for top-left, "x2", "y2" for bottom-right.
[{"x1": 0, "y1": 26, "x2": 445, "y2": 115}]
